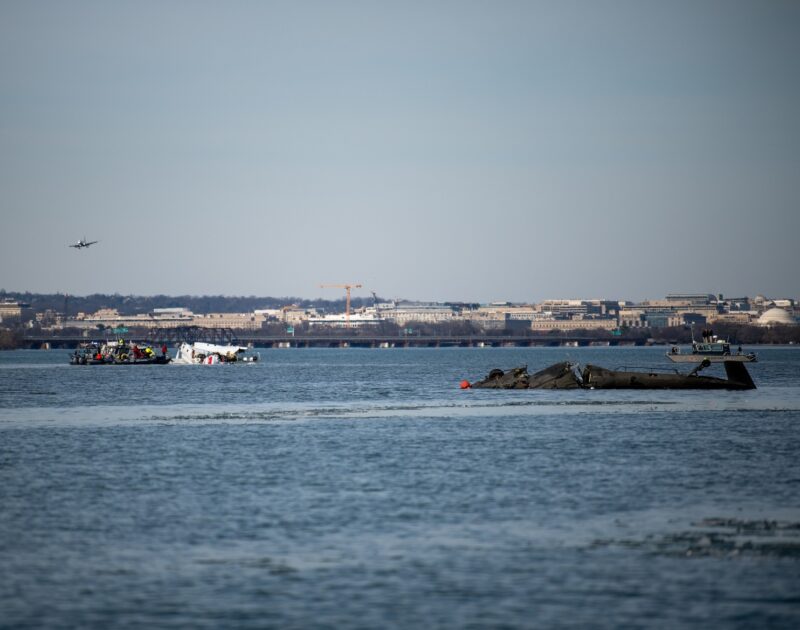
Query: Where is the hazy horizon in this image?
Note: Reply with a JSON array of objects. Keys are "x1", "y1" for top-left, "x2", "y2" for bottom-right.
[
  {"x1": 0, "y1": 287, "x2": 794, "y2": 307},
  {"x1": 2, "y1": 1, "x2": 798, "y2": 303}
]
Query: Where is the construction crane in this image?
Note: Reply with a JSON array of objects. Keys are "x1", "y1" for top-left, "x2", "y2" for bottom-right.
[{"x1": 319, "y1": 283, "x2": 362, "y2": 323}]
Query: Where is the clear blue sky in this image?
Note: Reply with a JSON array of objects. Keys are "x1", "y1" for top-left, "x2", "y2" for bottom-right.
[{"x1": 1, "y1": 0, "x2": 798, "y2": 303}]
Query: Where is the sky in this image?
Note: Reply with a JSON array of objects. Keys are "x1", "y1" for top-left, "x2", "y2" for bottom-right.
[{"x1": 1, "y1": 0, "x2": 798, "y2": 304}]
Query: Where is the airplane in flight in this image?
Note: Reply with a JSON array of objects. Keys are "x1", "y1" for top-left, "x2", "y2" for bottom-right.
[{"x1": 69, "y1": 237, "x2": 99, "y2": 249}]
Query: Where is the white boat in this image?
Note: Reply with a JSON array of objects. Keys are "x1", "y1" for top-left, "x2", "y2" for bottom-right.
[
  {"x1": 667, "y1": 327, "x2": 756, "y2": 363},
  {"x1": 173, "y1": 342, "x2": 259, "y2": 365}
]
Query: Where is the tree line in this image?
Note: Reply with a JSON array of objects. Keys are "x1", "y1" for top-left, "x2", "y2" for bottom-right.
[{"x1": 0, "y1": 290, "x2": 378, "y2": 316}]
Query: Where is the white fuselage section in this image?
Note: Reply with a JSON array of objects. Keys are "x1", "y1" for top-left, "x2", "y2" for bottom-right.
[{"x1": 173, "y1": 342, "x2": 249, "y2": 364}]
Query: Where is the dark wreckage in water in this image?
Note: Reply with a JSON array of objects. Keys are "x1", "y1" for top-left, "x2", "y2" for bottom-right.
[{"x1": 463, "y1": 359, "x2": 756, "y2": 390}]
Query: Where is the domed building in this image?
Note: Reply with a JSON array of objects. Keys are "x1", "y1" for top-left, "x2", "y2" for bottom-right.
[{"x1": 757, "y1": 307, "x2": 796, "y2": 327}]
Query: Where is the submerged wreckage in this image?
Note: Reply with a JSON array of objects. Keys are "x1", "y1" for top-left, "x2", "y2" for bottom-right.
[{"x1": 463, "y1": 359, "x2": 756, "y2": 390}]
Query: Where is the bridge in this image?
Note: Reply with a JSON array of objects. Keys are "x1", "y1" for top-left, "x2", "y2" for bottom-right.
[{"x1": 23, "y1": 328, "x2": 645, "y2": 349}]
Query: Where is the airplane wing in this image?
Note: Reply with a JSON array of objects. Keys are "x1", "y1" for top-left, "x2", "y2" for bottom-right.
[{"x1": 86, "y1": 240, "x2": 98, "y2": 246}]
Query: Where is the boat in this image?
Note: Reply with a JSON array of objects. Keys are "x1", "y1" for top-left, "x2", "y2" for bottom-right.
[
  {"x1": 667, "y1": 327, "x2": 756, "y2": 363},
  {"x1": 172, "y1": 342, "x2": 259, "y2": 365},
  {"x1": 464, "y1": 358, "x2": 756, "y2": 390},
  {"x1": 69, "y1": 340, "x2": 171, "y2": 365}
]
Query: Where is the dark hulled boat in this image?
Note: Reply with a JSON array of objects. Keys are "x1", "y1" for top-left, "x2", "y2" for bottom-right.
[{"x1": 69, "y1": 341, "x2": 171, "y2": 365}]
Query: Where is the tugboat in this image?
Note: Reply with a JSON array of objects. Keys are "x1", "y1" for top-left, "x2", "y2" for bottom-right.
[{"x1": 667, "y1": 327, "x2": 756, "y2": 363}]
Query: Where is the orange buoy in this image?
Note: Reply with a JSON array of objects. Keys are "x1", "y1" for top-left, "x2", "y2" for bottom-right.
[{"x1": 460, "y1": 380, "x2": 471, "y2": 389}]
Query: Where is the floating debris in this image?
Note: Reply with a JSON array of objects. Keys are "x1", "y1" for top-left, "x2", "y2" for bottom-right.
[{"x1": 465, "y1": 360, "x2": 756, "y2": 390}]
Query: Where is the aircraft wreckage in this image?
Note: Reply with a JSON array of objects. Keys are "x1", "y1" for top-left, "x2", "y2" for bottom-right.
[{"x1": 462, "y1": 359, "x2": 756, "y2": 390}]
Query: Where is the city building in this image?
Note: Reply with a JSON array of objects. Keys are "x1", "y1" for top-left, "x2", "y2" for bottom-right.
[
  {"x1": 529, "y1": 318, "x2": 618, "y2": 331},
  {"x1": 618, "y1": 308, "x2": 646, "y2": 328},
  {"x1": 375, "y1": 301, "x2": 457, "y2": 326},
  {"x1": 0, "y1": 300, "x2": 32, "y2": 323},
  {"x1": 643, "y1": 312, "x2": 683, "y2": 328},
  {"x1": 308, "y1": 312, "x2": 382, "y2": 328},
  {"x1": 757, "y1": 308, "x2": 796, "y2": 327},
  {"x1": 192, "y1": 313, "x2": 266, "y2": 330},
  {"x1": 13, "y1": 290, "x2": 799, "y2": 334}
]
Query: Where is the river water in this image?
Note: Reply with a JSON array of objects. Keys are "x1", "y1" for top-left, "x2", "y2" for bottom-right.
[{"x1": 1, "y1": 346, "x2": 799, "y2": 628}]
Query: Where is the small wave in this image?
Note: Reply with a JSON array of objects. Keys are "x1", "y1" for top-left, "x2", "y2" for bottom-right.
[
  {"x1": 2, "y1": 394, "x2": 798, "y2": 428},
  {"x1": 591, "y1": 517, "x2": 800, "y2": 559},
  {"x1": 144, "y1": 399, "x2": 678, "y2": 424},
  {"x1": 485, "y1": 399, "x2": 677, "y2": 408}
]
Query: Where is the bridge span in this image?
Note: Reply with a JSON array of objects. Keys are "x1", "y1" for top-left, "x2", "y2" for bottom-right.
[{"x1": 23, "y1": 330, "x2": 643, "y2": 349}]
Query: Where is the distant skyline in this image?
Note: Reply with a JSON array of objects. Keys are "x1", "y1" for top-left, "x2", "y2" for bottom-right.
[
  {"x1": 1, "y1": 1, "x2": 798, "y2": 303},
  {"x1": 1, "y1": 287, "x2": 795, "y2": 307}
]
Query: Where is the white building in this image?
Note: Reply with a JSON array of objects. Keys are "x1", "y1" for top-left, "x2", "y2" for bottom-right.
[
  {"x1": 308, "y1": 312, "x2": 383, "y2": 328},
  {"x1": 757, "y1": 308, "x2": 796, "y2": 327},
  {"x1": 376, "y1": 301, "x2": 457, "y2": 326}
]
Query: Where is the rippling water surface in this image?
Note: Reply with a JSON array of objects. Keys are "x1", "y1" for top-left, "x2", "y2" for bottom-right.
[{"x1": 1, "y1": 347, "x2": 799, "y2": 628}]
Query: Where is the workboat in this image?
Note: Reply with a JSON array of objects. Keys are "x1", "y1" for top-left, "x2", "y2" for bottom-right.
[
  {"x1": 667, "y1": 327, "x2": 756, "y2": 363},
  {"x1": 464, "y1": 358, "x2": 756, "y2": 390},
  {"x1": 172, "y1": 342, "x2": 259, "y2": 365},
  {"x1": 69, "y1": 341, "x2": 171, "y2": 365}
]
